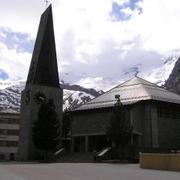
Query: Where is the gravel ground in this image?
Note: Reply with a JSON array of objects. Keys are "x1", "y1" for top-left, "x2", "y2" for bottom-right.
[{"x1": 0, "y1": 162, "x2": 179, "y2": 180}]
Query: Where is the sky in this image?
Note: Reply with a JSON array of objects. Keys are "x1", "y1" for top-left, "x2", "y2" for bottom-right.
[{"x1": 0, "y1": 0, "x2": 180, "y2": 90}]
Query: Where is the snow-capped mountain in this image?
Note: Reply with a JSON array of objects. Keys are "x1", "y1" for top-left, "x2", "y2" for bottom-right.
[
  {"x1": 113, "y1": 56, "x2": 178, "y2": 90},
  {"x1": 0, "y1": 84, "x2": 22, "y2": 110},
  {"x1": 0, "y1": 55, "x2": 179, "y2": 111},
  {"x1": 63, "y1": 90, "x2": 94, "y2": 110},
  {"x1": 144, "y1": 56, "x2": 178, "y2": 86},
  {"x1": 164, "y1": 57, "x2": 180, "y2": 94},
  {"x1": 0, "y1": 82, "x2": 103, "y2": 111}
]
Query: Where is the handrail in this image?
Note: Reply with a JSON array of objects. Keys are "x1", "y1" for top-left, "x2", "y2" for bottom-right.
[
  {"x1": 54, "y1": 148, "x2": 64, "y2": 156},
  {"x1": 97, "y1": 147, "x2": 111, "y2": 157}
]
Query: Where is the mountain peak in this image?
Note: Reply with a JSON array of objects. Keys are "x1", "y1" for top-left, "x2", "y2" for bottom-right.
[
  {"x1": 0, "y1": 81, "x2": 102, "y2": 111},
  {"x1": 164, "y1": 57, "x2": 180, "y2": 94}
]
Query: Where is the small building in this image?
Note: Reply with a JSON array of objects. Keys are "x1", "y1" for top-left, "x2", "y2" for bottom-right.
[
  {"x1": 70, "y1": 77, "x2": 180, "y2": 156},
  {"x1": 0, "y1": 109, "x2": 20, "y2": 161}
]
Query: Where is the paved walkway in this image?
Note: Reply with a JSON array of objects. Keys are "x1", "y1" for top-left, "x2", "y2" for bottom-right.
[{"x1": 0, "y1": 162, "x2": 179, "y2": 180}]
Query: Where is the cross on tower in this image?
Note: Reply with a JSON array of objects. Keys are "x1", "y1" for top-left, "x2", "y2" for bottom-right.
[{"x1": 44, "y1": 0, "x2": 50, "y2": 7}]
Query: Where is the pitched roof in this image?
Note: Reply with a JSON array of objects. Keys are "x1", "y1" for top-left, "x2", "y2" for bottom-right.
[{"x1": 73, "y1": 76, "x2": 180, "y2": 111}]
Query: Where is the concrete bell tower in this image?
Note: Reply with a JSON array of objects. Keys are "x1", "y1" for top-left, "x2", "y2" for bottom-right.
[{"x1": 18, "y1": 5, "x2": 63, "y2": 161}]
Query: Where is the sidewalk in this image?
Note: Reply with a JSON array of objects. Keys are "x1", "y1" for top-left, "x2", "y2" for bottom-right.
[{"x1": 0, "y1": 163, "x2": 179, "y2": 180}]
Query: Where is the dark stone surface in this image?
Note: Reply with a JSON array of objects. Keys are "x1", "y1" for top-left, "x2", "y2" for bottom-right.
[{"x1": 26, "y1": 5, "x2": 59, "y2": 87}]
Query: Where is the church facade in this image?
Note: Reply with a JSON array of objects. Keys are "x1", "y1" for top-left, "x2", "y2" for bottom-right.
[
  {"x1": 18, "y1": 5, "x2": 63, "y2": 161},
  {"x1": 70, "y1": 77, "x2": 180, "y2": 156}
]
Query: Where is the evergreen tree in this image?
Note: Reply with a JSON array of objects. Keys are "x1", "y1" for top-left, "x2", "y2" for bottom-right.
[
  {"x1": 106, "y1": 96, "x2": 133, "y2": 159},
  {"x1": 62, "y1": 110, "x2": 71, "y2": 138},
  {"x1": 32, "y1": 99, "x2": 61, "y2": 160}
]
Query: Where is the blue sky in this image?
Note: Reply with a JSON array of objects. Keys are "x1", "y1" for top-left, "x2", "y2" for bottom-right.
[
  {"x1": 0, "y1": 28, "x2": 33, "y2": 53},
  {"x1": 0, "y1": 69, "x2": 9, "y2": 80},
  {"x1": 111, "y1": 0, "x2": 143, "y2": 21},
  {"x1": 0, "y1": 0, "x2": 180, "y2": 90}
]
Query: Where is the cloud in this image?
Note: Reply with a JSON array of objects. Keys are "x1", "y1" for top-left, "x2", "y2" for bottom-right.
[
  {"x1": 0, "y1": 0, "x2": 180, "y2": 90},
  {"x1": 127, "y1": 0, "x2": 180, "y2": 53},
  {"x1": 0, "y1": 28, "x2": 33, "y2": 53},
  {"x1": 0, "y1": 42, "x2": 31, "y2": 81},
  {"x1": 0, "y1": 0, "x2": 46, "y2": 38},
  {"x1": 75, "y1": 76, "x2": 122, "y2": 91}
]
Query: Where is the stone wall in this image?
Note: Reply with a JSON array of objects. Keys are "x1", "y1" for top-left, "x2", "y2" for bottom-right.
[
  {"x1": 71, "y1": 101, "x2": 180, "y2": 152},
  {"x1": 18, "y1": 84, "x2": 63, "y2": 161},
  {"x1": 157, "y1": 102, "x2": 180, "y2": 150},
  {"x1": 71, "y1": 109, "x2": 111, "y2": 136}
]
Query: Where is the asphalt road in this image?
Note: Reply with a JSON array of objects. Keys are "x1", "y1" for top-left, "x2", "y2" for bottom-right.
[{"x1": 0, "y1": 163, "x2": 179, "y2": 180}]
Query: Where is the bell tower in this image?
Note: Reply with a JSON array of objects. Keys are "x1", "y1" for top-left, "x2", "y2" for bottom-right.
[{"x1": 18, "y1": 5, "x2": 63, "y2": 161}]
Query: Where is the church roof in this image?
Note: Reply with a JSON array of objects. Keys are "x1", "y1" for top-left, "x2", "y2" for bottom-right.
[{"x1": 73, "y1": 76, "x2": 180, "y2": 111}]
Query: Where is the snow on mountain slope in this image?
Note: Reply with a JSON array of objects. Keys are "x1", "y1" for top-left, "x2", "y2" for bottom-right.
[
  {"x1": 63, "y1": 90, "x2": 94, "y2": 110},
  {"x1": 0, "y1": 82, "x2": 98, "y2": 111},
  {"x1": 76, "y1": 56, "x2": 179, "y2": 91},
  {"x1": 164, "y1": 57, "x2": 180, "y2": 94},
  {"x1": 143, "y1": 56, "x2": 177, "y2": 86},
  {"x1": 0, "y1": 84, "x2": 23, "y2": 110},
  {"x1": 0, "y1": 56, "x2": 179, "y2": 111}
]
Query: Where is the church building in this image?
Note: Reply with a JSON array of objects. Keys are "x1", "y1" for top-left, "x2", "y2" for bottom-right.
[
  {"x1": 16, "y1": 4, "x2": 180, "y2": 161},
  {"x1": 70, "y1": 76, "x2": 180, "y2": 156}
]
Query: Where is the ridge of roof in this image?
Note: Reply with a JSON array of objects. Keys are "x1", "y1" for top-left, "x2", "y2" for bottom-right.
[
  {"x1": 85, "y1": 76, "x2": 160, "y2": 104},
  {"x1": 118, "y1": 76, "x2": 159, "y2": 88},
  {"x1": 72, "y1": 76, "x2": 180, "y2": 111}
]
